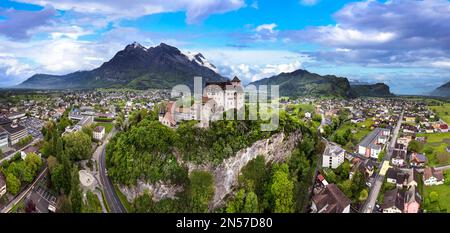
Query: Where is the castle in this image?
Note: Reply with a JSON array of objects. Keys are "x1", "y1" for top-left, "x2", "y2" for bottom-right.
[{"x1": 159, "y1": 76, "x2": 244, "y2": 128}]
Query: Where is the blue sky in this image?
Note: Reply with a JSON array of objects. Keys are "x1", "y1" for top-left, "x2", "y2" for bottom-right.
[{"x1": 0, "y1": 0, "x2": 449, "y2": 94}]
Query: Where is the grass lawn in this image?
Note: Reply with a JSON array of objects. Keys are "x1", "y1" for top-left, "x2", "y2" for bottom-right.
[
  {"x1": 423, "y1": 184, "x2": 450, "y2": 213},
  {"x1": 331, "y1": 118, "x2": 374, "y2": 150},
  {"x1": 95, "y1": 122, "x2": 114, "y2": 134},
  {"x1": 429, "y1": 103, "x2": 450, "y2": 124},
  {"x1": 416, "y1": 132, "x2": 450, "y2": 166}
]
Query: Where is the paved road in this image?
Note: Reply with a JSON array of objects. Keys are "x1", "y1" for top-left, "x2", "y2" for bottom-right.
[
  {"x1": 1, "y1": 167, "x2": 48, "y2": 213},
  {"x1": 97, "y1": 129, "x2": 126, "y2": 213},
  {"x1": 360, "y1": 111, "x2": 404, "y2": 213}
]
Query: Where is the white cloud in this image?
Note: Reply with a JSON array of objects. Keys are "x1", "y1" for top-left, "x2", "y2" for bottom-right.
[
  {"x1": 311, "y1": 25, "x2": 397, "y2": 47},
  {"x1": 255, "y1": 23, "x2": 277, "y2": 33},
  {"x1": 14, "y1": 0, "x2": 246, "y2": 24},
  {"x1": 431, "y1": 61, "x2": 450, "y2": 69},
  {"x1": 222, "y1": 61, "x2": 303, "y2": 83},
  {"x1": 199, "y1": 49, "x2": 310, "y2": 83}
]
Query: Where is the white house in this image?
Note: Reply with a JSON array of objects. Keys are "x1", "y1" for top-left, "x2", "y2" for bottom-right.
[
  {"x1": 93, "y1": 126, "x2": 105, "y2": 141},
  {"x1": 322, "y1": 142, "x2": 345, "y2": 169},
  {"x1": 423, "y1": 167, "x2": 445, "y2": 186},
  {"x1": 391, "y1": 150, "x2": 406, "y2": 167}
]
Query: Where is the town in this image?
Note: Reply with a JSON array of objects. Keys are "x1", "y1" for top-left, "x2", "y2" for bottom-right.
[{"x1": 0, "y1": 89, "x2": 449, "y2": 213}]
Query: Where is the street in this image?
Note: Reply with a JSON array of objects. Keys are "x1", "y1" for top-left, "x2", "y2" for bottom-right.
[
  {"x1": 95, "y1": 129, "x2": 127, "y2": 213},
  {"x1": 360, "y1": 111, "x2": 404, "y2": 213}
]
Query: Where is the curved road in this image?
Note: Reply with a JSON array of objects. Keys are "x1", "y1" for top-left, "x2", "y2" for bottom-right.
[{"x1": 97, "y1": 129, "x2": 127, "y2": 213}]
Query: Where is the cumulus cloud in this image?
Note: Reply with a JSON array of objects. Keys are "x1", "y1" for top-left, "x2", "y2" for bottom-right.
[
  {"x1": 219, "y1": 61, "x2": 303, "y2": 83},
  {"x1": 0, "y1": 6, "x2": 56, "y2": 40},
  {"x1": 199, "y1": 49, "x2": 311, "y2": 83},
  {"x1": 256, "y1": 23, "x2": 277, "y2": 33},
  {"x1": 289, "y1": 0, "x2": 450, "y2": 68},
  {"x1": 13, "y1": 0, "x2": 246, "y2": 24},
  {"x1": 0, "y1": 53, "x2": 34, "y2": 86}
]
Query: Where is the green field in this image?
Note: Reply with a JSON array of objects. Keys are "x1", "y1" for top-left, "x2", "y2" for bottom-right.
[
  {"x1": 429, "y1": 103, "x2": 450, "y2": 123},
  {"x1": 95, "y1": 122, "x2": 114, "y2": 133},
  {"x1": 332, "y1": 118, "x2": 373, "y2": 151},
  {"x1": 423, "y1": 184, "x2": 450, "y2": 213},
  {"x1": 417, "y1": 132, "x2": 450, "y2": 166}
]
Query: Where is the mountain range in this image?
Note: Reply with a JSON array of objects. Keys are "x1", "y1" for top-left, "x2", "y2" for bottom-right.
[
  {"x1": 350, "y1": 83, "x2": 394, "y2": 97},
  {"x1": 431, "y1": 81, "x2": 450, "y2": 97},
  {"x1": 18, "y1": 42, "x2": 226, "y2": 90},
  {"x1": 248, "y1": 69, "x2": 357, "y2": 98},
  {"x1": 18, "y1": 42, "x2": 394, "y2": 98}
]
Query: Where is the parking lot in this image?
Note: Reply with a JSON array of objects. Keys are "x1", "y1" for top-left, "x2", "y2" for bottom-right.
[
  {"x1": 20, "y1": 117, "x2": 44, "y2": 139},
  {"x1": 25, "y1": 177, "x2": 57, "y2": 213}
]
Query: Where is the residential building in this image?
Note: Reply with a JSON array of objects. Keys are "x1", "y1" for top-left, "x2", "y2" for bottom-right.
[
  {"x1": 382, "y1": 188, "x2": 405, "y2": 213},
  {"x1": 386, "y1": 168, "x2": 408, "y2": 187},
  {"x1": 311, "y1": 184, "x2": 351, "y2": 213},
  {"x1": 423, "y1": 167, "x2": 445, "y2": 186},
  {"x1": 1, "y1": 123, "x2": 28, "y2": 146},
  {"x1": 409, "y1": 152, "x2": 427, "y2": 168},
  {"x1": 391, "y1": 150, "x2": 407, "y2": 167},
  {"x1": 93, "y1": 126, "x2": 105, "y2": 141},
  {"x1": 0, "y1": 127, "x2": 8, "y2": 150},
  {"x1": 358, "y1": 128, "x2": 390, "y2": 159},
  {"x1": 322, "y1": 142, "x2": 345, "y2": 169},
  {"x1": 0, "y1": 173, "x2": 6, "y2": 197}
]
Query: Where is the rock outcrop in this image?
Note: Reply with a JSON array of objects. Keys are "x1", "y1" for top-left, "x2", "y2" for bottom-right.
[
  {"x1": 119, "y1": 180, "x2": 184, "y2": 203},
  {"x1": 118, "y1": 131, "x2": 301, "y2": 208}
]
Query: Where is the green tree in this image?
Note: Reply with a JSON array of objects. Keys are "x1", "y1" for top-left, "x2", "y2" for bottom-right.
[
  {"x1": 429, "y1": 191, "x2": 439, "y2": 203},
  {"x1": 407, "y1": 140, "x2": 422, "y2": 153},
  {"x1": 51, "y1": 164, "x2": 65, "y2": 194},
  {"x1": 57, "y1": 195, "x2": 72, "y2": 213},
  {"x1": 132, "y1": 191, "x2": 155, "y2": 213},
  {"x1": 6, "y1": 173, "x2": 21, "y2": 195},
  {"x1": 338, "y1": 179, "x2": 352, "y2": 198},
  {"x1": 226, "y1": 189, "x2": 245, "y2": 213},
  {"x1": 359, "y1": 189, "x2": 369, "y2": 201},
  {"x1": 325, "y1": 170, "x2": 337, "y2": 184},
  {"x1": 444, "y1": 170, "x2": 450, "y2": 185},
  {"x1": 269, "y1": 163, "x2": 294, "y2": 213},
  {"x1": 69, "y1": 168, "x2": 82, "y2": 213},
  {"x1": 64, "y1": 131, "x2": 91, "y2": 161},
  {"x1": 188, "y1": 171, "x2": 215, "y2": 213},
  {"x1": 243, "y1": 191, "x2": 259, "y2": 213}
]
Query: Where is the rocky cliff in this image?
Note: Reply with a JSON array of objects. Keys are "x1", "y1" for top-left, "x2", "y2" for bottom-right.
[{"x1": 118, "y1": 130, "x2": 302, "y2": 208}]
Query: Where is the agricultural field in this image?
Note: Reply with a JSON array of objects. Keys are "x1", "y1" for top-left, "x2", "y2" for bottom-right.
[
  {"x1": 417, "y1": 132, "x2": 450, "y2": 166},
  {"x1": 428, "y1": 103, "x2": 450, "y2": 123}
]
